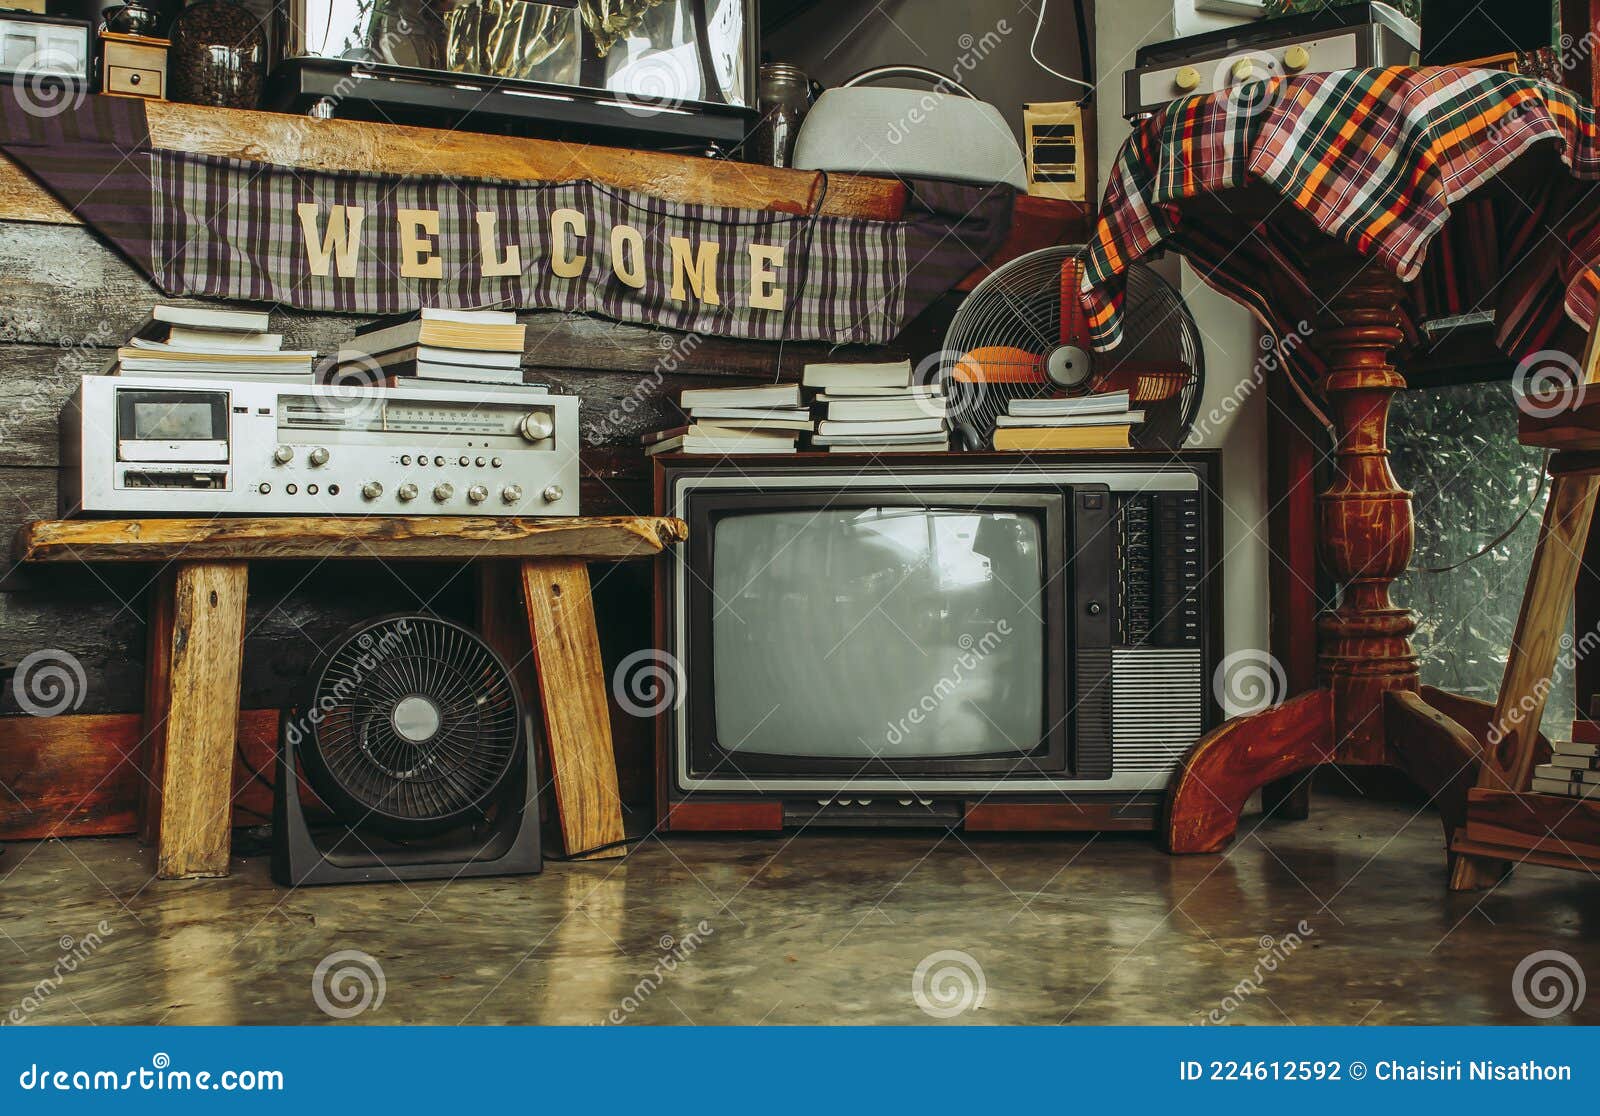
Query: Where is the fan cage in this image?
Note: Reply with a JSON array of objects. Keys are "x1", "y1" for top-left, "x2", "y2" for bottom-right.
[
  {"x1": 941, "y1": 246, "x2": 1205, "y2": 450},
  {"x1": 300, "y1": 614, "x2": 523, "y2": 835}
]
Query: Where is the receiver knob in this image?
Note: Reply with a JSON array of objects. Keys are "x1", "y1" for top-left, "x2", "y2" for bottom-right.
[
  {"x1": 308, "y1": 446, "x2": 329, "y2": 466},
  {"x1": 467, "y1": 484, "x2": 488, "y2": 504},
  {"x1": 1283, "y1": 44, "x2": 1310, "y2": 72},
  {"x1": 542, "y1": 484, "x2": 564, "y2": 504},
  {"x1": 361, "y1": 481, "x2": 383, "y2": 500},
  {"x1": 1174, "y1": 65, "x2": 1200, "y2": 92},
  {"x1": 432, "y1": 482, "x2": 454, "y2": 503},
  {"x1": 501, "y1": 484, "x2": 524, "y2": 505},
  {"x1": 1231, "y1": 57, "x2": 1255, "y2": 82},
  {"x1": 519, "y1": 411, "x2": 555, "y2": 441},
  {"x1": 272, "y1": 445, "x2": 294, "y2": 464},
  {"x1": 397, "y1": 482, "x2": 418, "y2": 502}
]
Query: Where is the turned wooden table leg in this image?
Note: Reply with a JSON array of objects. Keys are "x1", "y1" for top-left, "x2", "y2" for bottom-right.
[
  {"x1": 1164, "y1": 262, "x2": 1420, "y2": 852},
  {"x1": 139, "y1": 561, "x2": 248, "y2": 879},
  {"x1": 521, "y1": 558, "x2": 626, "y2": 860},
  {"x1": 1316, "y1": 265, "x2": 1420, "y2": 763}
]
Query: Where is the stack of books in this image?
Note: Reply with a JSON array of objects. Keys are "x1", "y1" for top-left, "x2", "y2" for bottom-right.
[
  {"x1": 644, "y1": 384, "x2": 810, "y2": 455},
  {"x1": 325, "y1": 308, "x2": 528, "y2": 392},
  {"x1": 992, "y1": 390, "x2": 1143, "y2": 451},
  {"x1": 110, "y1": 305, "x2": 315, "y2": 383},
  {"x1": 1531, "y1": 737, "x2": 1600, "y2": 801},
  {"x1": 806, "y1": 360, "x2": 949, "y2": 453}
]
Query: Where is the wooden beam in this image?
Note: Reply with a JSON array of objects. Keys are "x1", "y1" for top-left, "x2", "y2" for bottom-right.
[
  {"x1": 15, "y1": 514, "x2": 687, "y2": 564},
  {"x1": 0, "y1": 102, "x2": 906, "y2": 226}
]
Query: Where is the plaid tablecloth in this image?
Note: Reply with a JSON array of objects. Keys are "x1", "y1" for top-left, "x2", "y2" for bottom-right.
[{"x1": 1083, "y1": 67, "x2": 1600, "y2": 393}]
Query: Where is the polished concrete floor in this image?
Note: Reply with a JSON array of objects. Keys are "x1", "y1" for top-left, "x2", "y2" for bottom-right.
[{"x1": 1, "y1": 797, "x2": 1597, "y2": 1025}]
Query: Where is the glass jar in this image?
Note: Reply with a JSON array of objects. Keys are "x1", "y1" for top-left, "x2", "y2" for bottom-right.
[
  {"x1": 167, "y1": 0, "x2": 264, "y2": 109},
  {"x1": 747, "y1": 63, "x2": 812, "y2": 168}
]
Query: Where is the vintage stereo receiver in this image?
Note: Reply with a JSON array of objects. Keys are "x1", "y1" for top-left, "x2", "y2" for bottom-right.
[
  {"x1": 1124, "y1": 1, "x2": 1420, "y2": 119},
  {"x1": 58, "y1": 375, "x2": 580, "y2": 517}
]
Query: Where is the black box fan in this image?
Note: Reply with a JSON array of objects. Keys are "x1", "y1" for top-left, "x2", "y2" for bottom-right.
[{"x1": 271, "y1": 614, "x2": 541, "y2": 887}]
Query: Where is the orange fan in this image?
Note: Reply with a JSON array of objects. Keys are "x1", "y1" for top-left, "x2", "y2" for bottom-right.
[{"x1": 941, "y1": 248, "x2": 1203, "y2": 449}]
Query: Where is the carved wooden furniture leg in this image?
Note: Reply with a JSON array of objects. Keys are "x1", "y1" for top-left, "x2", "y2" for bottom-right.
[
  {"x1": 1164, "y1": 690, "x2": 1335, "y2": 852},
  {"x1": 520, "y1": 558, "x2": 626, "y2": 860},
  {"x1": 1262, "y1": 370, "x2": 1324, "y2": 821},
  {"x1": 1450, "y1": 469, "x2": 1600, "y2": 890},
  {"x1": 1164, "y1": 261, "x2": 1417, "y2": 851},
  {"x1": 1384, "y1": 688, "x2": 1481, "y2": 853},
  {"x1": 139, "y1": 561, "x2": 248, "y2": 879},
  {"x1": 1316, "y1": 263, "x2": 1420, "y2": 762}
]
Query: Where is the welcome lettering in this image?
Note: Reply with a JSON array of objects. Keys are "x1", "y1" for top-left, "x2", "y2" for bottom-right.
[{"x1": 295, "y1": 205, "x2": 787, "y2": 312}]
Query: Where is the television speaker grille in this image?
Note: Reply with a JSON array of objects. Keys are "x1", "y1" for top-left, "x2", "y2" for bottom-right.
[{"x1": 1111, "y1": 648, "x2": 1204, "y2": 775}]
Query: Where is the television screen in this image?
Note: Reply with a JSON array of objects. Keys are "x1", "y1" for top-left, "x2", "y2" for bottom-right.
[{"x1": 710, "y1": 508, "x2": 1046, "y2": 759}]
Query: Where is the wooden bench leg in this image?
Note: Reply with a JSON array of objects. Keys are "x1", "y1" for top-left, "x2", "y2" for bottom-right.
[
  {"x1": 521, "y1": 558, "x2": 626, "y2": 860},
  {"x1": 139, "y1": 561, "x2": 248, "y2": 880}
]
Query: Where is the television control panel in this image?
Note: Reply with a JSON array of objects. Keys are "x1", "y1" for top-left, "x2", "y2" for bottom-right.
[{"x1": 1116, "y1": 490, "x2": 1204, "y2": 648}]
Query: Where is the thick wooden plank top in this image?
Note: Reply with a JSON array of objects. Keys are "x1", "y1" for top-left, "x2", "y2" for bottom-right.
[
  {"x1": 14, "y1": 515, "x2": 687, "y2": 563},
  {"x1": 0, "y1": 103, "x2": 904, "y2": 225}
]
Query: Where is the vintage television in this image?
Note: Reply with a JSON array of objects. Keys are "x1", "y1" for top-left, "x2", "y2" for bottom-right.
[
  {"x1": 653, "y1": 452, "x2": 1222, "y2": 833},
  {"x1": 266, "y1": 0, "x2": 758, "y2": 150}
]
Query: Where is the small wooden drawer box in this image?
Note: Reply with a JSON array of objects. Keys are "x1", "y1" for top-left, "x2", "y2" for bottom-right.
[{"x1": 99, "y1": 32, "x2": 167, "y2": 100}]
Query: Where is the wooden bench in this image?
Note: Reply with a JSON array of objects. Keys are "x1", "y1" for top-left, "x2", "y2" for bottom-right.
[{"x1": 12, "y1": 515, "x2": 686, "y2": 879}]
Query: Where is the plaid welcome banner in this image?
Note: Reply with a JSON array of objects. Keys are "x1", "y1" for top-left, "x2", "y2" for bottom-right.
[{"x1": 0, "y1": 95, "x2": 1013, "y2": 346}]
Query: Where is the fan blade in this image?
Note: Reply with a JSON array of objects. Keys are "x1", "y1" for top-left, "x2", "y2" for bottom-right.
[
  {"x1": 1059, "y1": 256, "x2": 1092, "y2": 350},
  {"x1": 951, "y1": 346, "x2": 1049, "y2": 384},
  {"x1": 1089, "y1": 363, "x2": 1193, "y2": 404}
]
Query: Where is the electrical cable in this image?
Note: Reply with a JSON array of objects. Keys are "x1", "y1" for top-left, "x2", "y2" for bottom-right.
[
  {"x1": 1030, "y1": 0, "x2": 1096, "y2": 103},
  {"x1": 1408, "y1": 450, "x2": 1551, "y2": 574},
  {"x1": 545, "y1": 834, "x2": 650, "y2": 861}
]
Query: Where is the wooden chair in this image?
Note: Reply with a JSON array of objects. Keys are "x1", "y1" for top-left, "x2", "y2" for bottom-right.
[{"x1": 1445, "y1": 319, "x2": 1600, "y2": 890}]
